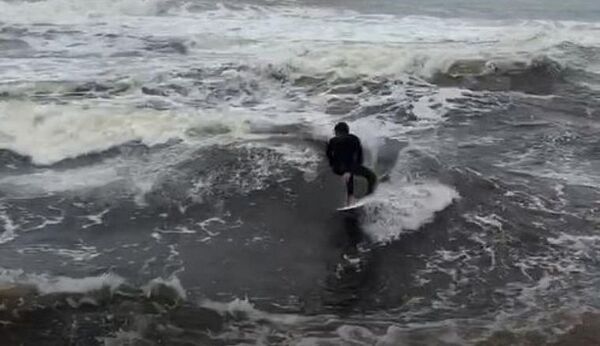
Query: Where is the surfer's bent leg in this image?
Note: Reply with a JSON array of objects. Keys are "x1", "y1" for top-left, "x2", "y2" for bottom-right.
[
  {"x1": 354, "y1": 166, "x2": 377, "y2": 195},
  {"x1": 345, "y1": 172, "x2": 354, "y2": 197}
]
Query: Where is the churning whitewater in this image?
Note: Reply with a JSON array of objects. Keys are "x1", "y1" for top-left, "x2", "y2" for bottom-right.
[{"x1": 0, "y1": 0, "x2": 599, "y2": 344}]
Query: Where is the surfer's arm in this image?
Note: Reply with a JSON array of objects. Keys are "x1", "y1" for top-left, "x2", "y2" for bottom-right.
[
  {"x1": 354, "y1": 137, "x2": 364, "y2": 168},
  {"x1": 325, "y1": 139, "x2": 334, "y2": 166}
]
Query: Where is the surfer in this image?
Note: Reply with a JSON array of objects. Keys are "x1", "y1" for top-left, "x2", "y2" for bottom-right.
[{"x1": 326, "y1": 122, "x2": 377, "y2": 206}]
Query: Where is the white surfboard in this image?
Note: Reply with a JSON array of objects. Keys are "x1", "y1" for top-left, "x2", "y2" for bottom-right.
[{"x1": 336, "y1": 198, "x2": 370, "y2": 211}]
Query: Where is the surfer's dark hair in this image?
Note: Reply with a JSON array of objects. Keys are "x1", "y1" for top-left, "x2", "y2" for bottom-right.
[{"x1": 334, "y1": 122, "x2": 349, "y2": 134}]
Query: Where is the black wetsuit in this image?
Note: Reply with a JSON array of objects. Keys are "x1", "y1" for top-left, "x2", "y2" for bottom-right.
[{"x1": 326, "y1": 134, "x2": 377, "y2": 196}]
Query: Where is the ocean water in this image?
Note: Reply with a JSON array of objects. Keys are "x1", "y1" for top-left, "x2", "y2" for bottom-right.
[{"x1": 0, "y1": 0, "x2": 599, "y2": 345}]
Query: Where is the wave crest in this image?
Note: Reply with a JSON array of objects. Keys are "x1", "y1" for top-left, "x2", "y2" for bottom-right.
[{"x1": 431, "y1": 55, "x2": 565, "y2": 94}]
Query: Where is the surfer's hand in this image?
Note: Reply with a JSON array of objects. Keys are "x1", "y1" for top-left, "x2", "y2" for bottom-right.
[{"x1": 343, "y1": 172, "x2": 351, "y2": 182}]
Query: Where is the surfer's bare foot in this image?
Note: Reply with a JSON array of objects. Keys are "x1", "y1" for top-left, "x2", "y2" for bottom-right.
[{"x1": 347, "y1": 195, "x2": 356, "y2": 206}]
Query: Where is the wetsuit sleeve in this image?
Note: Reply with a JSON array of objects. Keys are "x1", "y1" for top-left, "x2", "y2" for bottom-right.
[
  {"x1": 326, "y1": 139, "x2": 334, "y2": 166},
  {"x1": 353, "y1": 136, "x2": 363, "y2": 169}
]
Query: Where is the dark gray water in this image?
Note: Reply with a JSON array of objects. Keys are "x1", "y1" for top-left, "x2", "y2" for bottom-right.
[
  {"x1": 0, "y1": 0, "x2": 599, "y2": 345},
  {"x1": 263, "y1": 0, "x2": 600, "y2": 20}
]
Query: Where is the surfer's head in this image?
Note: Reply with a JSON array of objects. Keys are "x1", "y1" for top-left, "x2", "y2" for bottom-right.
[{"x1": 334, "y1": 122, "x2": 350, "y2": 136}]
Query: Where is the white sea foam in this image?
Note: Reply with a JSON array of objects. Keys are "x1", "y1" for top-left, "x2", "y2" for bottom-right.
[
  {"x1": 17, "y1": 244, "x2": 101, "y2": 262},
  {"x1": 0, "y1": 269, "x2": 192, "y2": 301},
  {"x1": 0, "y1": 165, "x2": 122, "y2": 196},
  {"x1": 200, "y1": 297, "x2": 311, "y2": 325},
  {"x1": 0, "y1": 3, "x2": 595, "y2": 174},
  {"x1": 142, "y1": 275, "x2": 187, "y2": 300},
  {"x1": 548, "y1": 233, "x2": 600, "y2": 252},
  {"x1": 81, "y1": 209, "x2": 111, "y2": 229},
  {"x1": 361, "y1": 180, "x2": 459, "y2": 243},
  {"x1": 0, "y1": 101, "x2": 249, "y2": 165},
  {"x1": 0, "y1": 269, "x2": 125, "y2": 294},
  {"x1": 0, "y1": 206, "x2": 18, "y2": 245},
  {"x1": 0, "y1": 3, "x2": 598, "y2": 82},
  {"x1": 464, "y1": 213, "x2": 505, "y2": 230},
  {"x1": 293, "y1": 320, "x2": 468, "y2": 346},
  {"x1": 0, "y1": 0, "x2": 170, "y2": 23}
]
